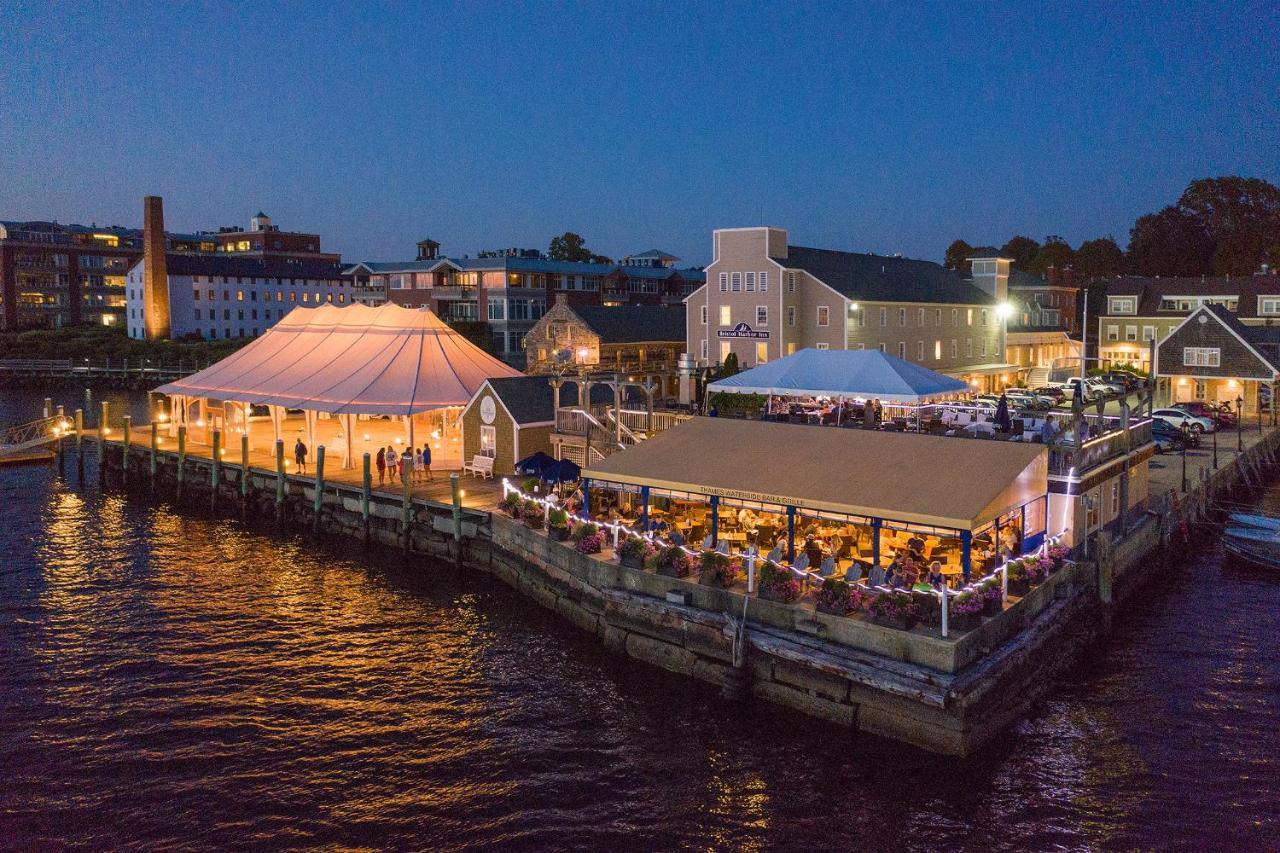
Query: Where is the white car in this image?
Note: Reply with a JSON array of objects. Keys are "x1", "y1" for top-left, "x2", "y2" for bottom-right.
[
  {"x1": 1087, "y1": 377, "x2": 1126, "y2": 396},
  {"x1": 1062, "y1": 377, "x2": 1096, "y2": 402},
  {"x1": 1152, "y1": 408, "x2": 1216, "y2": 434}
]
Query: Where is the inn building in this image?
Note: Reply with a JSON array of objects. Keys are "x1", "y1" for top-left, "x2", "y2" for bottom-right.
[{"x1": 683, "y1": 227, "x2": 1015, "y2": 397}]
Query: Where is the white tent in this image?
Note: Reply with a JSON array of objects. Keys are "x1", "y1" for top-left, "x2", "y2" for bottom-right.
[{"x1": 156, "y1": 303, "x2": 523, "y2": 467}]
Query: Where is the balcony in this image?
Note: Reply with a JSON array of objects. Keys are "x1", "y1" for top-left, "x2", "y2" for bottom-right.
[{"x1": 1047, "y1": 415, "x2": 1153, "y2": 478}]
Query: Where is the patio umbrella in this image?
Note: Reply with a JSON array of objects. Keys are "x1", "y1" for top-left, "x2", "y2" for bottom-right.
[
  {"x1": 541, "y1": 458, "x2": 582, "y2": 483},
  {"x1": 514, "y1": 451, "x2": 555, "y2": 477},
  {"x1": 994, "y1": 394, "x2": 1012, "y2": 432}
]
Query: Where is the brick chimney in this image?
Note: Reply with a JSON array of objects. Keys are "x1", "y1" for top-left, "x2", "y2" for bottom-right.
[{"x1": 143, "y1": 195, "x2": 171, "y2": 339}]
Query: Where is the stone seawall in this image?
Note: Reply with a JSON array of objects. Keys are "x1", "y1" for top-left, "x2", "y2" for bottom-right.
[{"x1": 95, "y1": 431, "x2": 1280, "y2": 757}]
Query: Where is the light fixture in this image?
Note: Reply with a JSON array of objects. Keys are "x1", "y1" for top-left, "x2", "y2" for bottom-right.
[{"x1": 996, "y1": 302, "x2": 1014, "y2": 319}]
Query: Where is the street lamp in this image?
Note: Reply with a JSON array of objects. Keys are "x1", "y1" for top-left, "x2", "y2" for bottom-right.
[{"x1": 1237, "y1": 395, "x2": 1244, "y2": 453}]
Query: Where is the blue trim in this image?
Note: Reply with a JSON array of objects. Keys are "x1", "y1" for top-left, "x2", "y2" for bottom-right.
[
  {"x1": 582, "y1": 478, "x2": 591, "y2": 520},
  {"x1": 787, "y1": 505, "x2": 796, "y2": 561},
  {"x1": 640, "y1": 485, "x2": 650, "y2": 531},
  {"x1": 1023, "y1": 531, "x2": 1046, "y2": 553},
  {"x1": 961, "y1": 530, "x2": 972, "y2": 582},
  {"x1": 710, "y1": 496, "x2": 720, "y2": 545},
  {"x1": 872, "y1": 517, "x2": 882, "y2": 569}
]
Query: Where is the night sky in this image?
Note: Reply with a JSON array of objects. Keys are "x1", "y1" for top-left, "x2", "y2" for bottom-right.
[{"x1": 1, "y1": 1, "x2": 1276, "y2": 266}]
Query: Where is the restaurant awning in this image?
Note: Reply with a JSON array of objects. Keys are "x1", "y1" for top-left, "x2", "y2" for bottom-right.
[
  {"x1": 706, "y1": 348, "x2": 968, "y2": 403},
  {"x1": 155, "y1": 303, "x2": 523, "y2": 415},
  {"x1": 583, "y1": 417, "x2": 1047, "y2": 531}
]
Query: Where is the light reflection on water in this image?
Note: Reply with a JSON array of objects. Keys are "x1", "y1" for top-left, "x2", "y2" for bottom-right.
[{"x1": 1, "y1": 388, "x2": 1279, "y2": 849}]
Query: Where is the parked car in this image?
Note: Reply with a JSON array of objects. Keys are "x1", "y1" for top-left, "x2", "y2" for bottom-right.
[
  {"x1": 1005, "y1": 391, "x2": 1053, "y2": 411},
  {"x1": 1033, "y1": 385, "x2": 1067, "y2": 402},
  {"x1": 1062, "y1": 377, "x2": 1096, "y2": 402},
  {"x1": 1152, "y1": 407, "x2": 1216, "y2": 434},
  {"x1": 1174, "y1": 401, "x2": 1237, "y2": 428},
  {"x1": 1100, "y1": 371, "x2": 1140, "y2": 393},
  {"x1": 1151, "y1": 419, "x2": 1193, "y2": 452},
  {"x1": 1086, "y1": 376, "x2": 1126, "y2": 396}
]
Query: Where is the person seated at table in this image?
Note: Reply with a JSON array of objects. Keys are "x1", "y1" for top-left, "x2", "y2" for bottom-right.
[
  {"x1": 907, "y1": 533, "x2": 926, "y2": 558},
  {"x1": 894, "y1": 559, "x2": 920, "y2": 589},
  {"x1": 803, "y1": 535, "x2": 824, "y2": 568},
  {"x1": 927, "y1": 560, "x2": 945, "y2": 590},
  {"x1": 737, "y1": 506, "x2": 756, "y2": 527}
]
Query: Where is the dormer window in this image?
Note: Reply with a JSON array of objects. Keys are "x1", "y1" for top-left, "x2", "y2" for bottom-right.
[
  {"x1": 1109, "y1": 297, "x2": 1137, "y2": 314},
  {"x1": 1260, "y1": 297, "x2": 1280, "y2": 316}
]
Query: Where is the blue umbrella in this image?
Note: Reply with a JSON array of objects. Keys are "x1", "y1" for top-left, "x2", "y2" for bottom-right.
[
  {"x1": 541, "y1": 458, "x2": 582, "y2": 483},
  {"x1": 994, "y1": 394, "x2": 1012, "y2": 432},
  {"x1": 515, "y1": 451, "x2": 555, "y2": 477}
]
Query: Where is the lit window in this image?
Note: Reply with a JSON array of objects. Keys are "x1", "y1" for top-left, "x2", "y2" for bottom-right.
[
  {"x1": 719, "y1": 305, "x2": 731, "y2": 326},
  {"x1": 1183, "y1": 347, "x2": 1220, "y2": 367}
]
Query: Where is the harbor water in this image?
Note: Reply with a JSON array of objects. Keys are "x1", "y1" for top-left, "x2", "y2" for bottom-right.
[{"x1": 2, "y1": 389, "x2": 1278, "y2": 849}]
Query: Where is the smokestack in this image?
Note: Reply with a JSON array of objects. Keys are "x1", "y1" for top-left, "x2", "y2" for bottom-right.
[{"x1": 143, "y1": 195, "x2": 171, "y2": 339}]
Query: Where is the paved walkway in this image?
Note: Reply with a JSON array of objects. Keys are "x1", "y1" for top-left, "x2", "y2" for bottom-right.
[{"x1": 1146, "y1": 421, "x2": 1277, "y2": 498}]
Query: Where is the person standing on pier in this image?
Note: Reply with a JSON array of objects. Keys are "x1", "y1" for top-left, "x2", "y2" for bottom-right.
[
  {"x1": 386, "y1": 445, "x2": 398, "y2": 481},
  {"x1": 376, "y1": 447, "x2": 386, "y2": 485},
  {"x1": 294, "y1": 437, "x2": 309, "y2": 474},
  {"x1": 421, "y1": 443, "x2": 432, "y2": 482}
]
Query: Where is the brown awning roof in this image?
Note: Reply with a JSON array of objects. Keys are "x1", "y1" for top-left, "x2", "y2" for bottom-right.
[{"x1": 584, "y1": 417, "x2": 1047, "y2": 531}]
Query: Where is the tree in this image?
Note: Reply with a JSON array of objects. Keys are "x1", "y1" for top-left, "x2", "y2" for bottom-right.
[
  {"x1": 999, "y1": 235, "x2": 1041, "y2": 271},
  {"x1": 1176, "y1": 176, "x2": 1280, "y2": 275},
  {"x1": 1073, "y1": 237, "x2": 1125, "y2": 280},
  {"x1": 548, "y1": 232, "x2": 594, "y2": 262},
  {"x1": 944, "y1": 239, "x2": 974, "y2": 271},
  {"x1": 1126, "y1": 206, "x2": 1214, "y2": 277},
  {"x1": 719, "y1": 351, "x2": 740, "y2": 377},
  {"x1": 969, "y1": 245, "x2": 999, "y2": 257},
  {"x1": 1030, "y1": 235, "x2": 1074, "y2": 275}
]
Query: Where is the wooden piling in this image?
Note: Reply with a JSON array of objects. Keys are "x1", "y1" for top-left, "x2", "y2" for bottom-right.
[
  {"x1": 313, "y1": 445, "x2": 326, "y2": 533},
  {"x1": 361, "y1": 453, "x2": 371, "y2": 546},
  {"x1": 149, "y1": 421, "x2": 158, "y2": 483},
  {"x1": 275, "y1": 440, "x2": 285, "y2": 523},
  {"x1": 84, "y1": 388, "x2": 93, "y2": 426},
  {"x1": 402, "y1": 466, "x2": 412, "y2": 553},
  {"x1": 211, "y1": 430, "x2": 222, "y2": 512},
  {"x1": 97, "y1": 401, "x2": 108, "y2": 484},
  {"x1": 450, "y1": 473, "x2": 463, "y2": 567},
  {"x1": 75, "y1": 408, "x2": 84, "y2": 482},
  {"x1": 240, "y1": 433, "x2": 250, "y2": 509},
  {"x1": 177, "y1": 426, "x2": 187, "y2": 500},
  {"x1": 122, "y1": 415, "x2": 131, "y2": 486}
]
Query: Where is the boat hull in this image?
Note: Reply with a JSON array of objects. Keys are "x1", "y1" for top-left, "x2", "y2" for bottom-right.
[{"x1": 1223, "y1": 527, "x2": 1280, "y2": 569}]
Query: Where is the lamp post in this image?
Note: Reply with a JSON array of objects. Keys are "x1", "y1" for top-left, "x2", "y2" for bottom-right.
[
  {"x1": 1237, "y1": 395, "x2": 1244, "y2": 453},
  {"x1": 1180, "y1": 418, "x2": 1191, "y2": 493}
]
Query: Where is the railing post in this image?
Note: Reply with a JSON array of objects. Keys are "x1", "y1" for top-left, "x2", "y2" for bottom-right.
[
  {"x1": 122, "y1": 415, "x2": 131, "y2": 486},
  {"x1": 313, "y1": 445, "x2": 326, "y2": 533},
  {"x1": 402, "y1": 458, "x2": 413, "y2": 553},
  {"x1": 361, "y1": 453, "x2": 371, "y2": 546},
  {"x1": 940, "y1": 588, "x2": 949, "y2": 638}
]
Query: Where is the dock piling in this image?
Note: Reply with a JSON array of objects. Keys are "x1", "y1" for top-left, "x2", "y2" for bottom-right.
[
  {"x1": 177, "y1": 426, "x2": 187, "y2": 501},
  {"x1": 211, "y1": 430, "x2": 222, "y2": 512},
  {"x1": 240, "y1": 434, "x2": 249, "y2": 511},
  {"x1": 450, "y1": 473, "x2": 463, "y2": 567},
  {"x1": 313, "y1": 446, "x2": 326, "y2": 533},
  {"x1": 97, "y1": 401, "x2": 108, "y2": 485},
  {"x1": 402, "y1": 466, "x2": 412, "y2": 553},
  {"x1": 149, "y1": 421, "x2": 158, "y2": 484},
  {"x1": 361, "y1": 453, "x2": 371, "y2": 546},
  {"x1": 121, "y1": 415, "x2": 131, "y2": 486},
  {"x1": 275, "y1": 440, "x2": 285, "y2": 523},
  {"x1": 74, "y1": 408, "x2": 84, "y2": 482},
  {"x1": 84, "y1": 388, "x2": 92, "y2": 427}
]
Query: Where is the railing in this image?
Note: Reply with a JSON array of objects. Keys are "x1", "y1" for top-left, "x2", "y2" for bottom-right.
[
  {"x1": 558, "y1": 405, "x2": 691, "y2": 437},
  {"x1": 0, "y1": 358, "x2": 197, "y2": 379},
  {"x1": 1049, "y1": 418, "x2": 1153, "y2": 477},
  {"x1": 0, "y1": 415, "x2": 67, "y2": 453}
]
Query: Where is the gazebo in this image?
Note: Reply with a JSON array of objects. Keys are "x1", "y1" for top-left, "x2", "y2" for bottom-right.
[
  {"x1": 707, "y1": 348, "x2": 969, "y2": 403},
  {"x1": 155, "y1": 303, "x2": 522, "y2": 469}
]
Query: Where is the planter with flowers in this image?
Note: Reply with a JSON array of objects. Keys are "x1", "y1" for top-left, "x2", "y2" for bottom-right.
[
  {"x1": 758, "y1": 562, "x2": 802, "y2": 604},
  {"x1": 949, "y1": 590, "x2": 984, "y2": 631},
  {"x1": 521, "y1": 500, "x2": 545, "y2": 530},
  {"x1": 699, "y1": 550, "x2": 741, "y2": 588},
  {"x1": 547, "y1": 507, "x2": 571, "y2": 541},
  {"x1": 979, "y1": 578, "x2": 1004, "y2": 615},
  {"x1": 867, "y1": 590, "x2": 919, "y2": 631},
  {"x1": 501, "y1": 492, "x2": 524, "y2": 518},
  {"x1": 571, "y1": 521, "x2": 603, "y2": 554},
  {"x1": 649, "y1": 545, "x2": 694, "y2": 579},
  {"x1": 815, "y1": 578, "x2": 864, "y2": 616},
  {"x1": 1006, "y1": 560, "x2": 1032, "y2": 597},
  {"x1": 1046, "y1": 544, "x2": 1070, "y2": 573},
  {"x1": 618, "y1": 535, "x2": 656, "y2": 569}
]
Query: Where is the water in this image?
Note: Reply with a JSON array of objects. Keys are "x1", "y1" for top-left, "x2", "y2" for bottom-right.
[{"x1": 2, "y1": 388, "x2": 1279, "y2": 850}]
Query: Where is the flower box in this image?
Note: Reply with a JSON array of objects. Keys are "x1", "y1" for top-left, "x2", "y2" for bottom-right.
[
  {"x1": 760, "y1": 580, "x2": 802, "y2": 603},
  {"x1": 871, "y1": 612, "x2": 919, "y2": 631},
  {"x1": 1007, "y1": 578, "x2": 1031, "y2": 597}
]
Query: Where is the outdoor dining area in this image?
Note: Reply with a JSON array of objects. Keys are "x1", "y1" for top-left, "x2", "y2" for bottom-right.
[{"x1": 578, "y1": 416, "x2": 1050, "y2": 593}]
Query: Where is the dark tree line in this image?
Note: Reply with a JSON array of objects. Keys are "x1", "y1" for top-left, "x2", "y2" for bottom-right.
[{"x1": 945, "y1": 176, "x2": 1280, "y2": 280}]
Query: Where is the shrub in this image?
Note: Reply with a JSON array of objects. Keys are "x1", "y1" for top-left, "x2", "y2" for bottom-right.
[
  {"x1": 699, "y1": 550, "x2": 741, "y2": 588},
  {"x1": 575, "y1": 532, "x2": 605, "y2": 554},
  {"x1": 650, "y1": 545, "x2": 693, "y2": 578},
  {"x1": 759, "y1": 561, "x2": 802, "y2": 603},
  {"x1": 951, "y1": 590, "x2": 983, "y2": 616},
  {"x1": 867, "y1": 591, "x2": 917, "y2": 623},
  {"x1": 979, "y1": 579, "x2": 1003, "y2": 603},
  {"x1": 815, "y1": 578, "x2": 862, "y2": 615},
  {"x1": 619, "y1": 535, "x2": 656, "y2": 562},
  {"x1": 1006, "y1": 559, "x2": 1029, "y2": 583},
  {"x1": 521, "y1": 501, "x2": 545, "y2": 530},
  {"x1": 521, "y1": 477, "x2": 540, "y2": 494},
  {"x1": 1046, "y1": 544, "x2": 1070, "y2": 566},
  {"x1": 501, "y1": 492, "x2": 523, "y2": 517},
  {"x1": 570, "y1": 521, "x2": 599, "y2": 542},
  {"x1": 547, "y1": 507, "x2": 569, "y2": 529}
]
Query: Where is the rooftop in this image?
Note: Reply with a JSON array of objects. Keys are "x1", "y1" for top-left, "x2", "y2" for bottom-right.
[
  {"x1": 572, "y1": 305, "x2": 687, "y2": 344},
  {"x1": 777, "y1": 246, "x2": 996, "y2": 306}
]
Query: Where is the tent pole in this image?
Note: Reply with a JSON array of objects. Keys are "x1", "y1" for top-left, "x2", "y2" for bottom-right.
[
  {"x1": 407, "y1": 414, "x2": 416, "y2": 451},
  {"x1": 343, "y1": 414, "x2": 354, "y2": 470}
]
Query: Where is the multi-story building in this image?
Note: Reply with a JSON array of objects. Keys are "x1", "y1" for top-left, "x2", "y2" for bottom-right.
[
  {"x1": 125, "y1": 254, "x2": 353, "y2": 341},
  {"x1": 684, "y1": 227, "x2": 1014, "y2": 393},
  {"x1": 1005, "y1": 266, "x2": 1082, "y2": 383},
  {"x1": 1, "y1": 206, "x2": 339, "y2": 331},
  {"x1": 348, "y1": 241, "x2": 704, "y2": 364},
  {"x1": 1096, "y1": 271, "x2": 1280, "y2": 374}
]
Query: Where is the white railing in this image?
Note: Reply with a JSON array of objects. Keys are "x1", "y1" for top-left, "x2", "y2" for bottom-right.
[{"x1": 0, "y1": 415, "x2": 71, "y2": 453}]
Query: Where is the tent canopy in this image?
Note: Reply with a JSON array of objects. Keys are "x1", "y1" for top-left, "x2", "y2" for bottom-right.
[
  {"x1": 156, "y1": 303, "x2": 522, "y2": 415},
  {"x1": 707, "y1": 348, "x2": 968, "y2": 403},
  {"x1": 584, "y1": 417, "x2": 1047, "y2": 531}
]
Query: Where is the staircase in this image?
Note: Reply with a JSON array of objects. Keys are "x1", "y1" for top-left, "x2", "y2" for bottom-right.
[{"x1": 1026, "y1": 366, "x2": 1051, "y2": 388}]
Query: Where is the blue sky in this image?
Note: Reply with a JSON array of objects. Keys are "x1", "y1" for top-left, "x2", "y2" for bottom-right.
[{"x1": 1, "y1": 1, "x2": 1276, "y2": 266}]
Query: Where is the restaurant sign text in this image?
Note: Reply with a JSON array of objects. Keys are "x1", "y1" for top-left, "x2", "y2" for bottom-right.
[{"x1": 717, "y1": 323, "x2": 770, "y2": 340}]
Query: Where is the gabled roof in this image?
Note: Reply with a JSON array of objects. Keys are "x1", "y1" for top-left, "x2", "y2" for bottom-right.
[
  {"x1": 477, "y1": 376, "x2": 558, "y2": 425},
  {"x1": 1100, "y1": 274, "x2": 1280, "y2": 318},
  {"x1": 1204, "y1": 304, "x2": 1280, "y2": 371},
  {"x1": 572, "y1": 305, "x2": 687, "y2": 344},
  {"x1": 777, "y1": 246, "x2": 995, "y2": 305},
  {"x1": 626, "y1": 249, "x2": 678, "y2": 261}
]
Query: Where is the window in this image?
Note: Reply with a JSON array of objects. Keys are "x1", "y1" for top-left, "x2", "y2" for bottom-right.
[
  {"x1": 755, "y1": 342, "x2": 768, "y2": 364},
  {"x1": 1125, "y1": 324, "x2": 1138, "y2": 341},
  {"x1": 817, "y1": 306, "x2": 829, "y2": 326},
  {"x1": 1142, "y1": 325, "x2": 1155, "y2": 341},
  {"x1": 878, "y1": 343, "x2": 886, "y2": 353},
  {"x1": 1106, "y1": 324, "x2": 1119, "y2": 341},
  {"x1": 934, "y1": 340, "x2": 942, "y2": 360},
  {"x1": 917, "y1": 308, "x2": 925, "y2": 326},
  {"x1": 193, "y1": 289, "x2": 201, "y2": 301},
  {"x1": 700, "y1": 305, "x2": 708, "y2": 325},
  {"x1": 488, "y1": 299, "x2": 505, "y2": 320},
  {"x1": 700, "y1": 340, "x2": 708, "y2": 360},
  {"x1": 731, "y1": 272, "x2": 741, "y2": 292},
  {"x1": 787, "y1": 272, "x2": 797, "y2": 292},
  {"x1": 745, "y1": 271, "x2": 756, "y2": 292},
  {"x1": 787, "y1": 306, "x2": 796, "y2": 327},
  {"x1": 719, "y1": 341, "x2": 731, "y2": 362},
  {"x1": 980, "y1": 309, "x2": 988, "y2": 326},
  {"x1": 719, "y1": 272, "x2": 728, "y2": 292},
  {"x1": 951, "y1": 308, "x2": 958, "y2": 326},
  {"x1": 816, "y1": 343, "x2": 829, "y2": 350},
  {"x1": 759, "y1": 271, "x2": 768, "y2": 292},
  {"x1": 966, "y1": 339, "x2": 973, "y2": 358},
  {"x1": 966, "y1": 308, "x2": 973, "y2": 325},
  {"x1": 719, "y1": 305, "x2": 731, "y2": 326},
  {"x1": 480, "y1": 425, "x2": 496, "y2": 458},
  {"x1": 1260, "y1": 297, "x2": 1280, "y2": 316},
  {"x1": 917, "y1": 341, "x2": 924, "y2": 360},
  {"x1": 879, "y1": 307, "x2": 887, "y2": 327},
  {"x1": 1109, "y1": 297, "x2": 1137, "y2": 314},
  {"x1": 755, "y1": 306, "x2": 768, "y2": 325},
  {"x1": 950, "y1": 340, "x2": 957, "y2": 359},
  {"x1": 1183, "y1": 347, "x2": 1220, "y2": 367},
  {"x1": 899, "y1": 308, "x2": 907, "y2": 326},
  {"x1": 980, "y1": 339, "x2": 988, "y2": 357}
]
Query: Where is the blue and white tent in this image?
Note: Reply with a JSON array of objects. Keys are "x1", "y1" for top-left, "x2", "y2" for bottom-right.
[{"x1": 706, "y1": 348, "x2": 968, "y2": 403}]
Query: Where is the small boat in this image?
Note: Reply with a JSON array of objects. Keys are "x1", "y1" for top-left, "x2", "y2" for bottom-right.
[
  {"x1": 1223, "y1": 526, "x2": 1280, "y2": 569},
  {"x1": 1228, "y1": 512, "x2": 1280, "y2": 533}
]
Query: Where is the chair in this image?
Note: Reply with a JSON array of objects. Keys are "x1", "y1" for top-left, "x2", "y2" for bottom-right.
[
  {"x1": 716, "y1": 539, "x2": 729, "y2": 554},
  {"x1": 701, "y1": 535, "x2": 714, "y2": 550},
  {"x1": 843, "y1": 562, "x2": 864, "y2": 583},
  {"x1": 766, "y1": 545, "x2": 784, "y2": 563},
  {"x1": 818, "y1": 556, "x2": 836, "y2": 578}
]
